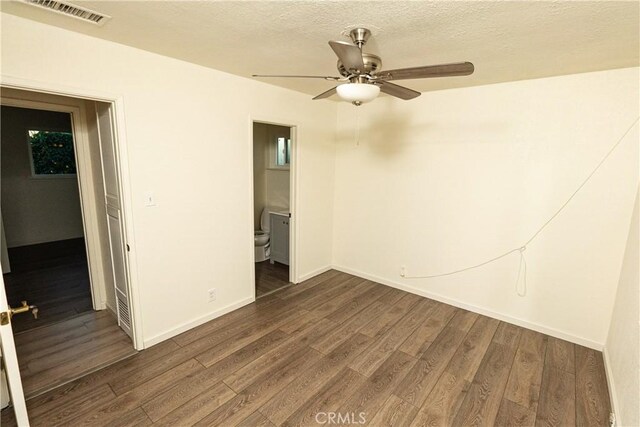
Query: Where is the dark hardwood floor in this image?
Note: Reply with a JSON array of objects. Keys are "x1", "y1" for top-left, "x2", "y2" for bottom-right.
[
  {"x1": 14, "y1": 310, "x2": 135, "y2": 399},
  {"x1": 3, "y1": 239, "x2": 134, "y2": 398},
  {"x1": 255, "y1": 260, "x2": 290, "y2": 297},
  {"x1": 3, "y1": 238, "x2": 93, "y2": 332},
  {"x1": 1, "y1": 270, "x2": 611, "y2": 426}
]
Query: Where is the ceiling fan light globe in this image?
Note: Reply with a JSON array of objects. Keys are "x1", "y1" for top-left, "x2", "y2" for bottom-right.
[{"x1": 336, "y1": 83, "x2": 380, "y2": 104}]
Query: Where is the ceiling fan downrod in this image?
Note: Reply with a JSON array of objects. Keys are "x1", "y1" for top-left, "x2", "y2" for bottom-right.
[{"x1": 349, "y1": 27, "x2": 371, "y2": 49}]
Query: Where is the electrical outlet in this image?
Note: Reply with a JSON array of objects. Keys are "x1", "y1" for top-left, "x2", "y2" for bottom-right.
[
  {"x1": 400, "y1": 265, "x2": 407, "y2": 277},
  {"x1": 208, "y1": 288, "x2": 216, "y2": 302}
]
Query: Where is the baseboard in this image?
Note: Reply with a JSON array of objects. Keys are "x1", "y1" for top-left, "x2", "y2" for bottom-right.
[
  {"x1": 143, "y1": 296, "x2": 254, "y2": 348},
  {"x1": 332, "y1": 264, "x2": 604, "y2": 351},
  {"x1": 143, "y1": 265, "x2": 333, "y2": 348},
  {"x1": 105, "y1": 301, "x2": 117, "y2": 317},
  {"x1": 297, "y1": 265, "x2": 333, "y2": 283},
  {"x1": 602, "y1": 346, "x2": 619, "y2": 425}
]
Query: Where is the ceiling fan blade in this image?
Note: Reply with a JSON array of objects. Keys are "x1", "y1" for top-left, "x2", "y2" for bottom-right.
[
  {"x1": 253, "y1": 74, "x2": 342, "y2": 81},
  {"x1": 313, "y1": 87, "x2": 337, "y2": 100},
  {"x1": 378, "y1": 81, "x2": 421, "y2": 100},
  {"x1": 376, "y1": 62, "x2": 474, "y2": 81},
  {"x1": 328, "y1": 41, "x2": 365, "y2": 73}
]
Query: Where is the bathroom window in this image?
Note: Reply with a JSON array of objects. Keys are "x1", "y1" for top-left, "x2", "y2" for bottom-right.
[
  {"x1": 275, "y1": 137, "x2": 291, "y2": 167},
  {"x1": 27, "y1": 130, "x2": 77, "y2": 177}
]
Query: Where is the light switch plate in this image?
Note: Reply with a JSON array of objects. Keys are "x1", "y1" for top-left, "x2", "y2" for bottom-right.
[{"x1": 144, "y1": 192, "x2": 156, "y2": 206}]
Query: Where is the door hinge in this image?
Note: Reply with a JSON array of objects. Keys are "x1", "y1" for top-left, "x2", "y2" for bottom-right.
[{"x1": 0, "y1": 312, "x2": 9, "y2": 325}]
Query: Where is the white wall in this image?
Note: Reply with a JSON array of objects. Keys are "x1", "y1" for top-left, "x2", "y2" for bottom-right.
[
  {"x1": 333, "y1": 67, "x2": 639, "y2": 348},
  {"x1": 253, "y1": 123, "x2": 268, "y2": 230},
  {"x1": 266, "y1": 169, "x2": 290, "y2": 212},
  {"x1": 0, "y1": 13, "x2": 336, "y2": 345},
  {"x1": 1, "y1": 105, "x2": 84, "y2": 247},
  {"x1": 605, "y1": 188, "x2": 639, "y2": 427}
]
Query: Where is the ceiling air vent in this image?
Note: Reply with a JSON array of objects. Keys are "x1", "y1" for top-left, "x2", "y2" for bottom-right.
[{"x1": 21, "y1": 0, "x2": 111, "y2": 26}]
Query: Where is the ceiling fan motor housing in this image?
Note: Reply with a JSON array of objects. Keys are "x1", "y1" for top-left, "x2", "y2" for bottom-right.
[{"x1": 337, "y1": 53, "x2": 382, "y2": 78}]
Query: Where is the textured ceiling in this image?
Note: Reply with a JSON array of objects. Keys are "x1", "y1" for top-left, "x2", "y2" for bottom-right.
[{"x1": 2, "y1": 1, "x2": 639, "y2": 98}]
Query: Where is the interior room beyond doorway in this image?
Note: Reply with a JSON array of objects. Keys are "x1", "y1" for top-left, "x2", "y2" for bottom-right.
[
  {"x1": 253, "y1": 122, "x2": 292, "y2": 297},
  {"x1": 1, "y1": 105, "x2": 91, "y2": 332}
]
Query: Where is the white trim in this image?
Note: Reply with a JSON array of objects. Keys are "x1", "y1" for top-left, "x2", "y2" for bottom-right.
[
  {"x1": 1, "y1": 75, "x2": 122, "y2": 103},
  {"x1": 0, "y1": 96, "x2": 107, "y2": 312},
  {"x1": 603, "y1": 346, "x2": 620, "y2": 426},
  {"x1": 1, "y1": 75, "x2": 144, "y2": 350},
  {"x1": 297, "y1": 265, "x2": 333, "y2": 283},
  {"x1": 27, "y1": 174, "x2": 77, "y2": 180},
  {"x1": 143, "y1": 297, "x2": 255, "y2": 348},
  {"x1": 332, "y1": 264, "x2": 604, "y2": 350},
  {"x1": 247, "y1": 117, "x2": 257, "y2": 302},
  {"x1": 290, "y1": 125, "x2": 300, "y2": 284}
]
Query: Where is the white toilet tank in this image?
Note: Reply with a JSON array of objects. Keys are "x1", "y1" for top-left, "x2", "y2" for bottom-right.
[{"x1": 260, "y1": 208, "x2": 270, "y2": 232}]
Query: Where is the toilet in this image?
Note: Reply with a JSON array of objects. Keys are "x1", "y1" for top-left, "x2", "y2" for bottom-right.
[{"x1": 254, "y1": 208, "x2": 270, "y2": 262}]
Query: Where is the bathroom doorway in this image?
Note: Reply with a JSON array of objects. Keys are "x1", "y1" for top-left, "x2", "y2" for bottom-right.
[{"x1": 252, "y1": 121, "x2": 295, "y2": 297}]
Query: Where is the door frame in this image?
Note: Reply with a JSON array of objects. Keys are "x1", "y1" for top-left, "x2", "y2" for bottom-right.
[
  {"x1": 0, "y1": 97, "x2": 108, "y2": 309},
  {"x1": 0, "y1": 76, "x2": 144, "y2": 350},
  {"x1": 249, "y1": 117, "x2": 299, "y2": 296}
]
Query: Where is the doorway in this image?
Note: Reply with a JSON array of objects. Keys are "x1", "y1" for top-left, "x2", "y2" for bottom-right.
[
  {"x1": 1, "y1": 106, "x2": 92, "y2": 332},
  {"x1": 252, "y1": 122, "x2": 295, "y2": 297},
  {"x1": 0, "y1": 88, "x2": 137, "y2": 400}
]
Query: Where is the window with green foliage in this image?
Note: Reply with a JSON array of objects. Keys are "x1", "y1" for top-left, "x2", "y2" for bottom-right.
[{"x1": 28, "y1": 130, "x2": 77, "y2": 176}]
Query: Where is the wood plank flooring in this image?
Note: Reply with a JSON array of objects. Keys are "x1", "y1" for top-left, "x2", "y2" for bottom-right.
[
  {"x1": 1, "y1": 270, "x2": 611, "y2": 426},
  {"x1": 3, "y1": 238, "x2": 93, "y2": 332},
  {"x1": 13, "y1": 310, "x2": 136, "y2": 399},
  {"x1": 255, "y1": 260, "x2": 290, "y2": 297}
]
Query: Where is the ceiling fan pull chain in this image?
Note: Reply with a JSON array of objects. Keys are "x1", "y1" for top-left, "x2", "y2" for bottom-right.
[{"x1": 355, "y1": 106, "x2": 361, "y2": 146}]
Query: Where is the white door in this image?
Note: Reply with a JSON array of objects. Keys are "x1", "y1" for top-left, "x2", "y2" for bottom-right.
[
  {"x1": 0, "y1": 273, "x2": 29, "y2": 425},
  {"x1": 96, "y1": 103, "x2": 133, "y2": 338}
]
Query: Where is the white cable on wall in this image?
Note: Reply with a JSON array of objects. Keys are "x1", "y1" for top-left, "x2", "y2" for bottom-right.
[{"x1": 403, "y1": 117, "x2": 640, "y2": 297}]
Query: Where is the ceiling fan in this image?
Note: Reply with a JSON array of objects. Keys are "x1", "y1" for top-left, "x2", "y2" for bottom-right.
[{"x1": 253, "y1": 28, "x2": 475, "y2": 106}]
